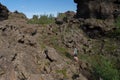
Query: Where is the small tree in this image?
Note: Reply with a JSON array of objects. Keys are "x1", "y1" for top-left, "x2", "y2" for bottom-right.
[
  {"x1": 28, "y1": 14, "x2": 55, "y2": 24},
  {"x1": 57, "y1": 13, "x2": 66, "y2": 19},
  {"x1": 32, "y1": 15, "x2": 39, "y2": 20},
  {"x1": 92, "y1": 55, "x2": 119, "y2": 80}
]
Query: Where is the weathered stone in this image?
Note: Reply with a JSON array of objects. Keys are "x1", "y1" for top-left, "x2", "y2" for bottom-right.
[
  {"x1": 81, "y1": 18, "x2": 115, "y2": 38},
  {"x1": 0, "y1": 3, "x2": 9, "y2": 21},
  {"x1": 55, "y1": 18, "x2": 64, "y2": 25},
  {"x1": 44, "y1": 47, "x2": 63, "y2": 62},
  {"x1": 74, "y1": 0, "x2": 120, "y2": 20}
]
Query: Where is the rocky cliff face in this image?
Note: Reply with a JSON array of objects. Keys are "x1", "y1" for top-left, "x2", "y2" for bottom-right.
[
  {"x1": 74, "y1": 0, "x2": 120, "y2": 39},
  {"x1": 0, "y1": 3, "x2": 9, "y2": 21},
  {"x1": 74, "y1": 0, "x2": 120, "y2": 19}
]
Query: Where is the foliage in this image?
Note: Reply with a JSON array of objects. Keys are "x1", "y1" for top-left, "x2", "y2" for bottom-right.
[
  {"x1": 78, "y1": 53, "x2": 119, "y2": 80},
  {"x1": 56, "y1": 69, "x2": 67, "y2": 78},
  {"x1": 115, "y1": 17, "x2": 120, "y2": 27},
  {"x1": 57, "y1": 13, "x2": 66, "y2": 19},
  {"x1": 28, "y1": 14, "x2": 55, "y2": 24},
  {"x1": 65, "y1": 52, "x2": 73, "y2": 59},
  {"x1": 44, "y1": 32, "x2": 69, "y2": 56},
  {"x1": 107, "y1": 17, "x2": 120, "y2": 38},
  {"x1": 91, "y1": 55, "x2": 119, "y2": 80}
]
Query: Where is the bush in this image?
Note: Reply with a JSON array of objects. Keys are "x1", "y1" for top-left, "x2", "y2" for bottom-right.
[
  {"x1": 115, "y1": 17, "x2": 120, "y2": 27},
  {"x1": 57, "y1": 13, "x2": 66, "y2": 19},
  {"x1": 91, "y1": 55, "x2": 119, "y2": 80},
  {"x1": 114, "y1": 17, "x2": 120, "y2": 37},
  {"x1": 28, "y1": 14, "x2": 55, "y2": 24},
  {"x1": 108, "y1": 17, "x2": 120, "y2": 38}
]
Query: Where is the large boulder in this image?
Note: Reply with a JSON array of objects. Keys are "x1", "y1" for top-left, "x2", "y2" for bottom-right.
[
  {"x1": 0, "y1": 3, "x2": 9, "y2": 21},
  {"x1": 74, "y1": 0, "x2": 120, "y2": 20}
]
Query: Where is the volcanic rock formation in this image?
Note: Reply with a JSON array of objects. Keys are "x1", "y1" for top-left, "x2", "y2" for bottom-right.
[
  {"x1": 74, "y1": 0, "x2": 120, "y2": 20},
  {"x1": 0, "y1": 3, "x2": 9, "y2": 21},
  {"x1": 74, "y1": 0, "x2": 120, "y2": 38}
]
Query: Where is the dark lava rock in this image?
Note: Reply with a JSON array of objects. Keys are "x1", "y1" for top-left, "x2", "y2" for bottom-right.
[
  {"x1": 73, "y1": 0, "x2": 120, "y2": 38},
  {"x1": 0, "y1": 3, "x2": 9, "y2": 21},
  {"x1": 80, "y1": 18, "x2": 115, "y2": 38},
  {"x1": 74, "y1": 0, "x2": 120, "y2": 20},
  {"x1": 55, "y1": 18, "x2": 64, "y2": 25}
]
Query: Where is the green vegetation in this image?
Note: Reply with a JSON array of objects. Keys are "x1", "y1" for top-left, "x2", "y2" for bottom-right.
[
  {"x1": 56, "y1": 69, "x2": 67, "y2": 78},
  {"x1": 79, "y1": 54, "x2": 120, "y2": 80},
  {"x1": 28, "y1": 12, "x2": 67, "y2": 25},
  {"x1": 115, "y1": 17, "x2": 120, "y2": 27},
  {"x1": 91, "y1": 55, "x2": 119, "y2": 80},
  {"x1": 36, "y1": 13, "x2": 120, "y2": 80},
  {"x1": 55, "y1": 46, "x2": 67, "y2": 54},
  {"x1": 77, "y1": 39, "x2": 120, "y2": 80},
  {"x1": 108, "y1": 17, "x2": 120, "y2": 38},
  {"x1": 65, "y1": 52, "x2": 73, "y2": 60},
  {"x1": 103, "y1": 39, "x2": 118, "y2": 55},
  {"x1": 57, "y1": 13, "x2": 66, "y2": 19},
  {"x1": 50, "y1": 36, "x2": 69, "y2": 56},
  {"x1": 28, "y1": 14, "x2": 55, "y2": 24}
]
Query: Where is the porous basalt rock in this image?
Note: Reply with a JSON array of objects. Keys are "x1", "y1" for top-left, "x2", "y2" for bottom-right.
[
  {"x1": 74, "y1": 0, "x2": 120, "y2": 20},
  {"x1": 0, "y1": 3, "x2": 9, "y2": 21},
  {"x1": 74, "y1": 0, "x2": 120, "y2": 38}
]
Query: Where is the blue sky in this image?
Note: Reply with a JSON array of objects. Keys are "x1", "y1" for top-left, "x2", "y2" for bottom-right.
[{"x1": 0, "y1": 0, "x2": 76, "y2": 18}]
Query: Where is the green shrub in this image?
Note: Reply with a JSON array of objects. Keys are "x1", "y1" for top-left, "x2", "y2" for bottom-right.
[
  {"x1": 77, "y1": 54, "x2": 119, "y2": 80},
  {"x1": 28, "y1": 14, "x2": 55, "y2": 24},
  {"x1": 65, "y1": 52, "x2": 73, "y2": 59},
  {"x1": 106, "y1": 17, "x2": 120, "y2": 38},
  {"x1": 108, "y1": 17, "x2": 120, "y2": 38},
  {"x1": 91, "y1": 55, "x2": 119, "y2": 80},
  {"x1": 115, "y1": 17, "x2": 120, "y2": 27},
  {"x1": 57, "y1": 13, "x2": 66, "y2": 19}
]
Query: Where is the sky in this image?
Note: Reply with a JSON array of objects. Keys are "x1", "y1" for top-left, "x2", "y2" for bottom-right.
[{"x1": 0, "y1": 0, "x2": 76, "y2": 18}]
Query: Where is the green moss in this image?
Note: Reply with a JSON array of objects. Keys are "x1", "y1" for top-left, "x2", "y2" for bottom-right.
[{"x1": 56, "y1": 69, "x2": 67, "y2": 78}]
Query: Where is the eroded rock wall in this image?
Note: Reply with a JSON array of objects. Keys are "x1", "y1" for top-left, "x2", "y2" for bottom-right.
[
  {"x1": 73, "y1": 0, "x2": 120, "y2": 39},
  {"x1": 0, "y1": 3, "x2": 9, "y2": 21},
  {"x1": 74, "y1": 0, "x2": 120, "y2": 19}
]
